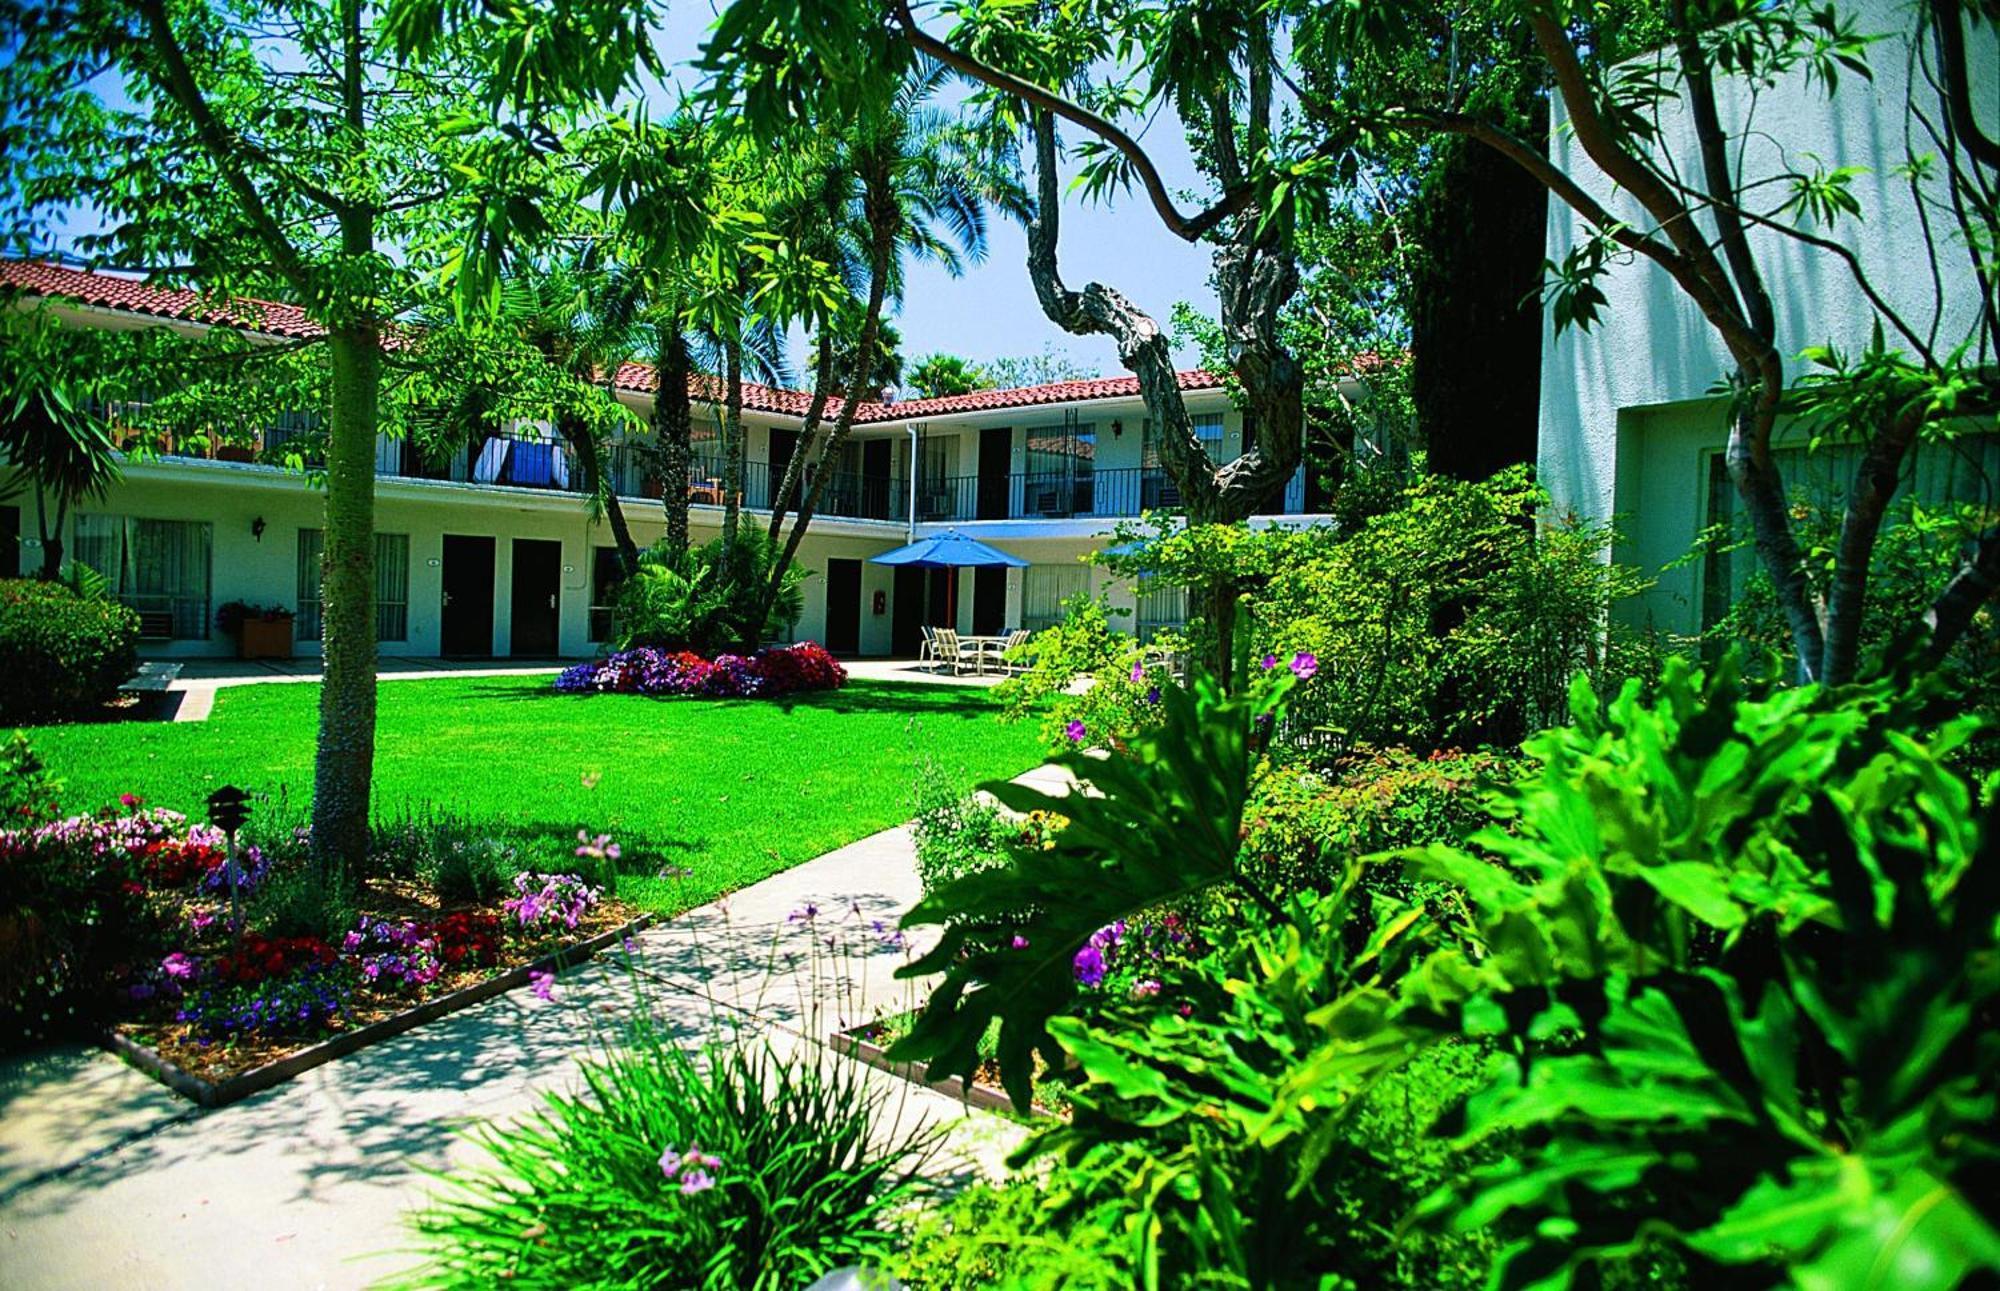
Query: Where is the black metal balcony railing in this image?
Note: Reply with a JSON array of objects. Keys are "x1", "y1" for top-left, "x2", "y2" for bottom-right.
[{"x1": 160, "y1": 428, "x2": 1311, "y2": 522}]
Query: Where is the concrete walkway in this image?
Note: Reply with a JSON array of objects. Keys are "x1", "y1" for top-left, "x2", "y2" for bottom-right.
[
  {"x1": 161, "y1": 655, "x2": 999, "y2": 722},
  {"x1": 0, "y1": 763, "x2": 1072, "y2": 1290}
]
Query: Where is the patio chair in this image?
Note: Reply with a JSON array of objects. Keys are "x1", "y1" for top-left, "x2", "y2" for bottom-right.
[
  {"x1": 934, "y1": 628, "x2": 972, "y2": 676},
  {"x1": 1000, "y1": 628, "x2": 1031, "y2": 674},
  {"x1": 916, "y1": 624, "x2": 937, "y2": 668}
]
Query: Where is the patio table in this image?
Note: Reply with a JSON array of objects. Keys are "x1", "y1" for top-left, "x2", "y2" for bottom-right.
[{"x1": 958, "y1": 634, "x2": 1013, "y2": 676}]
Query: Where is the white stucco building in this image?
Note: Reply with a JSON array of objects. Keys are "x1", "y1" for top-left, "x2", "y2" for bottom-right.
[
  {"x1": 2, "y1": 260, "x2": 1322, "y2": 660},
  {"x1": 1535, "y1": 2, "x2": 1997, "y2": 639}
]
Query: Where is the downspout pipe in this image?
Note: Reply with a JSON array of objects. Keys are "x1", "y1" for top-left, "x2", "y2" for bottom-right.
[{"x1": 907, "y1": 422, "x2": 921, "y2": 541}]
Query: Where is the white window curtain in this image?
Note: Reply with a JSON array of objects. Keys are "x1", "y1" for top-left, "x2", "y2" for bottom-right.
[
  {"x1": 1022, "y1": 563, "x2": 1090, "y2": 632},
  {"x1": 74, "y1": 515, "x2": 212, "y2": 639},
  {"x1": 296, "y1": 529, "x2": 412, "y2": 643},
  {"x1": 473, "y1": 436, "x2": 509, "y2": 484}
]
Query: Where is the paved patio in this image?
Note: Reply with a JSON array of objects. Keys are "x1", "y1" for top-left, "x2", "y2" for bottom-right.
[{"x1": 0, "y1": 763, "x2": 1072, "y2": 1290}]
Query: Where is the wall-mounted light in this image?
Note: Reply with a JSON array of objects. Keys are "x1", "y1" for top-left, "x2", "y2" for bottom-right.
[
  {"x1": 1111, "y1": 419, "x2": 1124, "y2": 438},
  {"x1": 251, "y1": 516, "x2": 266, "y2": 542}
]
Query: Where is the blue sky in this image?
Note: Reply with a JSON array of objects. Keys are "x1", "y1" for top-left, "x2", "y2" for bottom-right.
[
  {"x1": 653, "y1": 3, "x2": 1217, "y2": 375},
  {"x1": 26, "y1": 1, "x2": 1216, "y2": 376}
]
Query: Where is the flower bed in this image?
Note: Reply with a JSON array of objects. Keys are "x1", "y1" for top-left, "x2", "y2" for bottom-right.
[
  {"x1": 553, "y1": 641, "x2": 846, "y2": 699},
  {"x1": 2, "y1": 800, "x2": 644, "y2": 1098}
]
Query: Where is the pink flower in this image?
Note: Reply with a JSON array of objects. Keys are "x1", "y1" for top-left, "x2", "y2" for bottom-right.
[
  {"x1": 119, "y1": 793, "x2": 142, "y2": 809},
  {"x1": 1129, "y1": 662, "x2": 1144, "y2": 682},
  {"x1": 528, "y1": 969, "x2": 555, "y2": 1001},
  {"x1": 1289, "y1": 651, "x2": 1318, "y2": 680},
  {"x1": 1064, "y1": 720, "x2": 1087, "y2": 743}
]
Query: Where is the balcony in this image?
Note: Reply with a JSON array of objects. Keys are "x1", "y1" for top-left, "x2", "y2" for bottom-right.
[{"x1": 909, "y1": 466, "x2": 1309, "y2": 522}]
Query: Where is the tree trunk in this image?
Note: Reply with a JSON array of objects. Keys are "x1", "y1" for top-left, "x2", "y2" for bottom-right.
[
  {"x1": 35, "y1": 491, "x2": 63, "y2": 580},
  {"x1": 311, "y1": 319, "x2": 380, "y2": 869},
  {"x1": 561, "y1": 415, "x2": 639, "y2": 576},
  {"x1": 1021, "y1": 110, "x2": 1303, "y2": 677},
  {"x1": 654, "y1": 323, "x2": 692, "y2": 559},
  {"x1": 721, "y1": 330, "x2": 744, "y2": 549},
  {"x1": 766, "y1": 333, "x2": 837, "y2": 545}
]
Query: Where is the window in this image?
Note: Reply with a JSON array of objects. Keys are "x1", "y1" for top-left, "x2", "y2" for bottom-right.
[
  {"x1": 73, "y1": 516, "x2": 212, "y2": 639},
  {"x1": 588, "y1": 546, "x2": 627, "y2": 643},
  {"x1": 1141, "y1": 413, "x2": 1225, "y2": 469},
  {"x1": 1022, "y1": 563, "x2": 1089, "y2": 632},
  {"x1": 1024, "y1": 421, "x2": 1095, "y2": 516},
  {"x1": 1135, "y1": 575, "x2": 1187, "y2": 645},
  {"x1": 296, "y1": 529, "x2": 411, "y2": 642},
  {"x1": 1699, "y1": 433, "x2": 2000, "y2": 634}
]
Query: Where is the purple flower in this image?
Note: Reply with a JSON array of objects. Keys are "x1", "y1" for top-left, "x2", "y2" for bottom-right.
[
  {"x1": 1064, "y1": 720, "x2": 1087, "y2": 744},
  {"x1": 658, "y1": 1147, "x2": 683, "y2": 1178},
  {"x1": 1146, "y1": 686, "x2": 1161, "y2": 705},
  {"x1": 1260, "y1": 654, "x2": 1278, "y2": 670},
  {"x1": 528, "y1": 969, "x2": 555, "y2": 1001},
  {"x1": 1130, "y1": 662, "x2": 1145, "y2": 682},
  {"x1": 789, "y1": 903, "x2": 819, "y2": 923},
  {"x1": 679, "y1": 1169, "x2": 716, "y2": 1195},
  {"x1": 1073, "y1": 944, "x2": 1107, "y2": 988},
  {"x1": 1010, "y1": 934, "x2": 1030, "y2": 950},
  {"x1": 1290, "y1": 651, "x2": 1318, "y2": 680},
  {"x1": 160, "y1": 952, "x2": 196, "y2": 982}
]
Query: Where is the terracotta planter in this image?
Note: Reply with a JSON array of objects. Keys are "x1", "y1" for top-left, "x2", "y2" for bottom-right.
[{"x1": 237, "y1": 616, "x2": 294, "y2": 660}]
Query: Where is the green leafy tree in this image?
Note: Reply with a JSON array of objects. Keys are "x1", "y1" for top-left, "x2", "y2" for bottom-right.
[
  {"x1": 0, "y1": 0, "x2": 615, "y2": 862},
  {"x1": 983, "y1": 343, "x2": 1099, "y2": 390},
  {"x1": 906, "y1": 351, "x2": 991, "y2": 398},
  {"x1": 1288, "y1": 0, "x2": 2000, "y2": 684}
]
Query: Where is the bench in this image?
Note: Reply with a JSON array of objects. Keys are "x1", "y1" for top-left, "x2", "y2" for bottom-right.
[{"x1": 120, "y1": 662, "x2": 183, "y2": 695}]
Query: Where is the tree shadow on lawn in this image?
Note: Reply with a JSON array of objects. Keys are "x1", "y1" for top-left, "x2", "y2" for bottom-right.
[{"x1": 455, "y1": 679, "x2": 1010, "y2": 722}]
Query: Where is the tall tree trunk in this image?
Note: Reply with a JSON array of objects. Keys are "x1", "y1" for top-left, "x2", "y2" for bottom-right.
[
  {"x1": 1020, "y1": 109, "x2": 1302, "y2": 680},
  {"x1": 312, "y1": 319, "x2": 380, "y2": 869},
  {"x1": 654, "y1": 323, "x2": 692, "y2": 559},
  {"x1": 766, "y1": 333, "x2": 837, "y2": 544},
  {"x1": 768, "y1": 215, "x2": 895, "y2": 617},
  {"x1": 561, "y1": 415, "x2": 639, "y2": 576},
  {"x1": 35, "y1": 490, "x2": 63, "y2": 579},
  {"x1": 720, "y1": 330, "x2": 744, "y2": 549}
]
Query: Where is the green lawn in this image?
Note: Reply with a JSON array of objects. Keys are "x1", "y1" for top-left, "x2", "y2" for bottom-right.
[{"x1": 19, "y1": 676, "x2": 1043, "y2": 915}]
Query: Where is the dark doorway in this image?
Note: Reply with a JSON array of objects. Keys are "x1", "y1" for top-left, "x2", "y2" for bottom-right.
[
  {"x1": 892, "y1": 565, "x2": 925, "y2": 655},
  {"x1": 509, "y1": 538, "x2": 562, "y2": 657},
  {"x1": 972, "y1": 566, "x2": 1007, "y2": 635},
  {"x1": 862, "y1": 439, "x2": 893, "y2": 520},
  {"x1": 927, "y1": 567, "x2": 956, "y2": 630},
  {"x1": 440, "y1": 535, "x2": 496, "y2": 657},
  {"x1": 824, "y1": 558, "x2": 862, "y2": 655},
  {"x1": 0, "y1": 505, "x2": 18, "y2": 578},
  {"x1": 769, "y1": 428, "x2": 799, "y2": 511},
  {"x1": 977, "y1": 427, "x2": 1012, "y2": 520}
]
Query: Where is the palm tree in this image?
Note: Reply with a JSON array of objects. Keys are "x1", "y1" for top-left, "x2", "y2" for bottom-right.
[
  {"x1": 0, "y1": 313, "x2": 122, "y2": 579},
  {"x1": 755, "y1": 60, "x2": 1029, "y2": 629}
]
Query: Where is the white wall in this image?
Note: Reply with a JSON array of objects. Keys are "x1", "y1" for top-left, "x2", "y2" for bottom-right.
[{"x1": 1537, "y1": 0, "x2": 1995, "y2": 637}]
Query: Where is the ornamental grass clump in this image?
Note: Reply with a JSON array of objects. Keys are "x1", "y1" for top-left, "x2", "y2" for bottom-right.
[{"x1": 401, "y1": 1016, "x2": 939, "y2": 1290}]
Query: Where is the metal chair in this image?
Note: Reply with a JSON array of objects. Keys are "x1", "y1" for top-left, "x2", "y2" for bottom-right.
[
  {"x1": 934, "y1": 628, "x2": 972, "y2": 676},
  {"x1": 916, "y1": 624, "x2": 938, "y2": 668}
]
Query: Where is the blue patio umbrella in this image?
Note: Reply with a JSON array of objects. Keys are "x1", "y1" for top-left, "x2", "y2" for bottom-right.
[
  {"x1": 870, "y1": 529, "x2": 1027, "y2": 634},
  {"x1": 868, "y1": 529, "x2": 1029, "y2": 570}
]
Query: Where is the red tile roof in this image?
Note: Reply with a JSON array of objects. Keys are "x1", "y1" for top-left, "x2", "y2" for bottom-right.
[
  {"x1": 1, "y1": 259, "x2": 322, "y2": 338},
  {"x1": 3, "y1": 259, "x2": 1251, "y2": 422}
]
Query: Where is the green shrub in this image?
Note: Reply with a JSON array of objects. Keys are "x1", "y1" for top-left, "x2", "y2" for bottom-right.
[
  {"x1": 1241, "y1": 747, "x2": 1522, "y2": 898},
  {"x1": 401, "y1": 1017, "x2": 938, "y2": 1289},
  {"x1": 614, "y1": 529, "x2": 806, "y2": 655},
  {"x1": 0, "y1": 577, "x2": 140, "y2": 721},
  {"x1": 1403, "y1": 658, "x2": 2000, "y2": 1288},
  {"x1": 1, "y1": 731, "x2": 63, "y2": 826},
  {"x1": 243, "y1": 861, "x2": 357, "y2": 941},
  {"x1": 890, "y1": 1178, "x2": 1133, "y2": 1290},
  {"x1": 910, "y1": 759, "x2": 1012, "y2": 900}
]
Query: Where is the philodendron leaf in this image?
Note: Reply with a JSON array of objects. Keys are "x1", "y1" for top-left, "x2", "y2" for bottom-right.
[
  {"x1": 1687, "y1": 1158, "x2": 2000, "y2": 1291},
  {"x1": 890, "y1": 668, "x2": 1288, "y2": 1106}
]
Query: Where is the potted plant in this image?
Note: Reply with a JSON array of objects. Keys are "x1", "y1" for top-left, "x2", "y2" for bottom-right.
[{"x1": 217, "y1": 601, "x2": 294, "y2": 660}]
